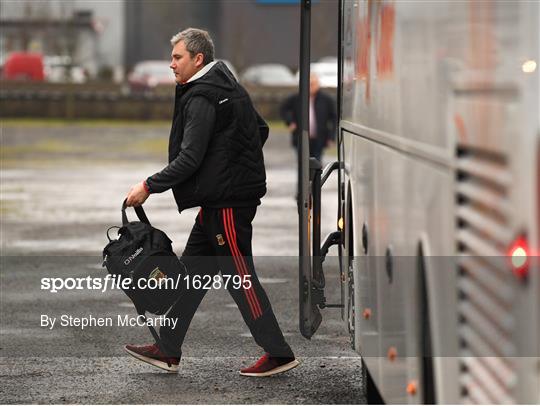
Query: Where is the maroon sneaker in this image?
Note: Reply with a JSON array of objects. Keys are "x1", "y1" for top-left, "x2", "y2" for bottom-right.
[
  {"x1": 124, "y1": 343, "x2": 180, "y2": 373},
  {"x1": 240, "y1": 353, "x2": 299, "y2": 377}
]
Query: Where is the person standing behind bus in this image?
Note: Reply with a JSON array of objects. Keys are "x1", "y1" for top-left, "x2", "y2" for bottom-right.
[{"x1": 280, "y1": 73, "x2": 337, "y2": 161}]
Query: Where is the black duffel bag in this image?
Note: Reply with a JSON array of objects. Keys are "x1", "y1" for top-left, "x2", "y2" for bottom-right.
[{"x1": 102, "y1": 200, "x2": 185, "y2": 344}]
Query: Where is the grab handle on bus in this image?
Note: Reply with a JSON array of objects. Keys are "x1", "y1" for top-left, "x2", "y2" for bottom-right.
[
  {"x1": 309, "y1": 158, "x2": 344, "y2": 309},
  {"x1": 310, "y1": 158, "x2": 323, "y2": 290}
]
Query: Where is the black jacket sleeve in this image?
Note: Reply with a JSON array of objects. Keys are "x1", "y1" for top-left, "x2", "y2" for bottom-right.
[
  {"x1": 280, "y1": 94, "x2": 297, "y2": 126},
  {"x1": 146, "y1": 96, "x2": 216, "y2": 193}
]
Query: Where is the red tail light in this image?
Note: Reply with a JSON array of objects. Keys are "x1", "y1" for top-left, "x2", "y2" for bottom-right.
[{"x1": 508, "y1": 236, "x2": 529, "y2": 280}]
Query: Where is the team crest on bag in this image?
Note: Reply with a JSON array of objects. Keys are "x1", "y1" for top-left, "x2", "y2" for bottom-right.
[
  {"x1": 149, "y1": 267, "x2": 165, "y2": 281},
  {"x1": 216, "y1": 234, "x2": 226, "y2": 246}
]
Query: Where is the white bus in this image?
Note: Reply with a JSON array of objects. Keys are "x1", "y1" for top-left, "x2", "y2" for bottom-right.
[{"x1": 300, "y1": 0, "x2": 539, "y2": 403}]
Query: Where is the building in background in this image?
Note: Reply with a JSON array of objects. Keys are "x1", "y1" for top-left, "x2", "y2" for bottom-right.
[
  {"x1": 1, "y1": 0, "x2": 125, "y2": 80},
  {"x1": 124, "y1": 1, "x2": 221, "y2": 71},
  {"x1": 219, "y1": 0, "x2": 338, "y2": 71},
  {"x1": 1, "y1": 0, "x2": 337, "y2": 81},
  {"x1": 124, "y1": 0, "x2": 338, "y2": 73}
]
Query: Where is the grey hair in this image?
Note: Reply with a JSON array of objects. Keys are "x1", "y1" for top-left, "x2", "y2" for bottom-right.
[{"x1": 170, "y1": 28, "x2": 214, "y2": 65}]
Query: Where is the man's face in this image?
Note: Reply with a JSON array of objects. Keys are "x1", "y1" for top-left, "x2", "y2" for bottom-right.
[{"x1": 170, "y1": 41, "x2": 203, "y2": 84}]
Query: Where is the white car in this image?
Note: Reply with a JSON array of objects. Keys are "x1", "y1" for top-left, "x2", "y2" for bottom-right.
[
  {"x1": 318, "y1": 56, "x2": 338, "y2": 64},
  {"x1": 128, "y1": 60, "x2": 176, "y2": 91},
  {"x1": 44, "y1": 55, "x2": 86, "y2": 83},
  {"x1": 295, "y1": 61, "x2": 338, "y2": 88},
  {"x1": 240, "y1": 64, "x2": 296, "y2": 87}
]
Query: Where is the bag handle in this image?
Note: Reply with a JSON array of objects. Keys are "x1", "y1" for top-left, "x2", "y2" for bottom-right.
[
  {"x1": 121, "y1": 199, "x2": 151, "y2": 226},
  {"x1": 106, "y1": 226, "x2": 121, "y2": 242}
]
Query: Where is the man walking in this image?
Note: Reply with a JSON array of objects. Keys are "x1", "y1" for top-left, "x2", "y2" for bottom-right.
[
  {"x1": 124, "y1": 28, "x2": 297, "y2": 376},
  {"x1": 280, "y1": 73, "x2": 336, "y2": 161}
]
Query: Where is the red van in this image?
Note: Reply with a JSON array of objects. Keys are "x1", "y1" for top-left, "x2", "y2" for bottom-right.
[{"x1": 2, "y1": 52, "x2": 45, "y2": 81}]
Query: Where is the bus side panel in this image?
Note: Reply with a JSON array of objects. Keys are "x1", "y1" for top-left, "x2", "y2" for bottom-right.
[
  {"x1": 373, "y1": 144, "x2": 459, "y2": 404},
  {"x1": 373, "y1": 144, "x2": 408, "y2": 403},
  {"x1": 343, "y1": 130, "x2": 381, "y2": 389},
  {"x1": 404, "y1": 154, "x2": 459, "y2": 404},
  {"x1": 345, "y1": 130, "x2": 459, "y2": 403}
]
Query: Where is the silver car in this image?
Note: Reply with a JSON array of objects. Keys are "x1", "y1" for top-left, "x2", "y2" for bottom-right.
[{"x1": 240, "y1": 63, "x2": 296, "y2": 87}]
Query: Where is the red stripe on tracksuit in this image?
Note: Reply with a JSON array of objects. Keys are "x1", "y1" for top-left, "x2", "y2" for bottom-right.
[
  {"x1": 221, "y1": 209, "x2": 259, "y2": 319},
  {"x1": 223, "y1": 208, "x2": 262, "y2": 319},
  {"x1": 227, "y1": 208, "x2": 263, "y2": 317},
  {"x1": 222, "y1": 208, "x2": 262, "y2": 319}
]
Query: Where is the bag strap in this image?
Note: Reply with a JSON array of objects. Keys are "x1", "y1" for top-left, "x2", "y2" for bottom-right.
[{"x1": 121, "y1": 199, "x2": 151, "y2": 226}]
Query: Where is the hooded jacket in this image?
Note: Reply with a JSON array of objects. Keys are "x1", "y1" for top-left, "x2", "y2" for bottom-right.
[{"x1": 146, "y1": 61, "x2": 269, "y2": 212}]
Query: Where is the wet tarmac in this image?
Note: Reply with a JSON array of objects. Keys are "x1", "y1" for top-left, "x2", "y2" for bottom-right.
[{"x1": 0, "y1": 122, "x2": 365, "y2": 404}]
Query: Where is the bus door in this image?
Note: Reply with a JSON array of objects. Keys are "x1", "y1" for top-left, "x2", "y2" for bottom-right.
[{"x1": 298, "y1": 0, "x2": 344, "y2": 339}]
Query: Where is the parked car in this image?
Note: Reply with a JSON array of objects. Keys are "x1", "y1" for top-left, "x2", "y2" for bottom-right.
[
  {"x1": 318, "y1": 56, "x2": 338, "y2": 64},
  {"x1": 2, "y1": 52, "x2": 45, "y2": 81},
  {"x1": 44, "y1": 55, "x2": 86, "y2": 83},
  {"x1": 240, "y1": 63, "x2": 296, "y2": 87},
  {"x1": 312, "y1": 62, "x2": 337, "y2": 88},
  {"x1": 294, "y1": 61, "x2": 338, "y2": 88},
  {"x1": 128, "y1": 60, "x2": 175, "y2": 91}
]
